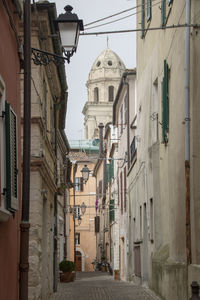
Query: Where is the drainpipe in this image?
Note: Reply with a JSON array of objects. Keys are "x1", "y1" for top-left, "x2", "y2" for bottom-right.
[
  {"x1": 53, "y1": 103, "x2": 58, "y2": 292},
  {"x1": 185, "y1": 0, "x2": 191, "y2": 265},
  {"x1": 123, "y1": 77, "x2": 130, "y2": 169},
  {"x1": 19, "y1": 1, "x2": 31, "y2": 299},
  {"x1": 73, "y1": 163, "x2": 77, "y2": 276}
]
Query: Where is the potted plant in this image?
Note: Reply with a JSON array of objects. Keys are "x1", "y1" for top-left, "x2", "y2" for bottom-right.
[
  {"x1": 59, "y1": 260, "x2": 75, "y2": 282},
  {"x1": 114, "y1": 269, "x2": 120, "y2": 280}
]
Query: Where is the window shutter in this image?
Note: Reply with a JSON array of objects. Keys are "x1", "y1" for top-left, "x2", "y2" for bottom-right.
[
  {"x1": 110, "y1": 159, "x2": 114, "y2": 179},
  {"x1": 141, "y1": 0, "x2": 145, "y2": 38},
  {"x1": 95, "y1": 216, "x2": 100, "y2": 233},
  {"x1": 124, "y1": 167, "x2": 127, "y2": 211},
  {"x1": 80, "y1": 177, "x2": 84, "y2": 192},
  {"x1": 5, "y1": 101, "x2": 18, "y2": 211},
  {"x1": 161, "y1": 0, "x2": 166, "y2": 26},
  {"x1": 147, "y1": 0, "x2": 152, "y2": 21},
  {"x1": 106, "y1": 164, "x2": 110, "y2": 185},
  {"x1": 162, "y1": 60, "x2": 169, "y2": 144},
  {"x1": 109, "y1": 199, "x2": 115, "y2": 223}
]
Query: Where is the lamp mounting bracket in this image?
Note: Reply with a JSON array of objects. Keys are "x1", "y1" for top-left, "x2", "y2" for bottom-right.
[{"x1": 31, "y1": 47, "x2": 69, "y2": 66}]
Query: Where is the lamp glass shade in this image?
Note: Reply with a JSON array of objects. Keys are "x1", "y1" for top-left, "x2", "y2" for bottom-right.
[
  {"x1": 81, "y1": 165, "x2": 90, "y2": 182},
  {"x1": 58, "y1": 22, "x2": 79, "y2": 52},
  {"x1": 81, "y1": 202, "x2": 86, "y2": 215}
]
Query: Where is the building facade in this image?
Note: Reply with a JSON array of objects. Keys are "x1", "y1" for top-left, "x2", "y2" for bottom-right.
[
  {"x1": 0, "y1": 1, "x2": 23, "y2": 299},
  {"x1": 134, "y1": 0, "x2": 200, "y2": 298},
  {"x1": 20, "y1": 3, "x2": 71, "y2": 299},
  {"x1": 69, "y1": 140, "x2": 98, "y2": 271}
]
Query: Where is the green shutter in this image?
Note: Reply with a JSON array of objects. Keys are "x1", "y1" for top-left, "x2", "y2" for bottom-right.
[
  {"x1": 161, "y1": 0, "x2": 166, "y2": 26},
  {"x1": 106, "y1": 164, "x2": 110, "y2": 185},
  {"x1": 147, "y1": 0, "x2": 152, "y2": 21},
  {"x1": 141, "y1": 0, "x2": 145, "y2": 38},
  {"x1": 162, "y1": 60, "x2": 169, "y2": 144},
  {"x1": 109, "y1": 199, "x2": 115, "y2": 223},
  {"x1": 110, "y1": 159, "x2": 114, "y2": 179},
  {"x1": 5, "y1": 101, "x2": 18, "y2": 211}
]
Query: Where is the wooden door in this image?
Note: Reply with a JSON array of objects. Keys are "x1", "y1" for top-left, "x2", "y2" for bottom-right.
[{"x1": 75, "y1": 251, "x2": 82, "y2": 271}]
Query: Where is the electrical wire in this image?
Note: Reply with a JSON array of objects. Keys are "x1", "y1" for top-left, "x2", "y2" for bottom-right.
[
  {"x1": 85, "y1": 0, "x2": 162, "y2": 31},
  {"x1": 84, "y1": 0, "x2": 154, "y2": 27}
]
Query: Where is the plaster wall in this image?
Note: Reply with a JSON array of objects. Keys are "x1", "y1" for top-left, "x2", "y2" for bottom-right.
[{"x1": 136, "y1": 0, "x2": 190, "y2": 298}]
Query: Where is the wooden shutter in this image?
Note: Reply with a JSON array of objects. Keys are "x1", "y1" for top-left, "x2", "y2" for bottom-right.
[
  {"x1": 162, "y1": 60, "x2": 169, "y2": 144},
  {"x1": 141, "y1": 0, "x2": 145, "y2": 38},
  {"x1": 109, "y1": 199, "x2": 115, "y2": 223},
  {"x1": 110, "y1": 159, "x2": 114, "y2": 179},
  {"x1": 124, "y1": 167, "x2": 127, "y2": 211},
  {"x1": 5, "y1": 101, "x2": 18, "y2": 211},
  {"x1": 95, "y1": 216, "x2": 100, "y2": 233},
  {"x1": 147, "y1": 0, "x2": 152, "y2": 21},
  {"x1": 161, "y1": 0, "x2": 166, "y2": 26},
  {"x1": 120, "y1": 172, "x2": 123, "y2": 213},
  {"x1": 80, "y1": 177, "x2": 84, "y2": 192}
]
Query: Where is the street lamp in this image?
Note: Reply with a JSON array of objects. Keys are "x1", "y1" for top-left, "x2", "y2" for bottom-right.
[
  {"x1": 80, "y1": 202, "x2": 86, "y2": 215},
  {"x1": 32, "y1": 5, "x2": 84, "y2": 65},
  {"x1": 55, "y1": 5, "x2": 84, "y2": 63},
  {"x1": 81, "y1": 165, "x2": 90, "y2": 183}
]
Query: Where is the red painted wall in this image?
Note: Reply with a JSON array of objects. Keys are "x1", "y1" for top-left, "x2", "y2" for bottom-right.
[{"x1": 0, "y1": 2, "x2": 21, "y2": 300}]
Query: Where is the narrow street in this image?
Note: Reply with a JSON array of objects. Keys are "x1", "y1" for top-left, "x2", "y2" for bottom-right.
[{"x1": 51, "y1": 272, "x2": 161, "y2": 300}]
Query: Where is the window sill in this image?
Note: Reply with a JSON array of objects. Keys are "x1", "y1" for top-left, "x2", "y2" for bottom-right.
[{"x1": 0, "y1": 207, "x2": 11, "y2": 222}]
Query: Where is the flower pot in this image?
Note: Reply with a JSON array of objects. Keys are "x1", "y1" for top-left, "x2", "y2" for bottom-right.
[
  {"x1": 114, "y1": 270, "x2": 120, "y2": 280},
  {"x1": 60, "y1": 271, "x2": 75, "y2": 283}
]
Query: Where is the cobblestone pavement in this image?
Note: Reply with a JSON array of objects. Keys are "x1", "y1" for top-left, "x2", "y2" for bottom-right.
[{"x1": 51, "y1": 272, "x2": 161, "y2": 300}]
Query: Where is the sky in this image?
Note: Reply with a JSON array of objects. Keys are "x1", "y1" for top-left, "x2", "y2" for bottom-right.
[{"x1": 49, "y1": 0, "x2": 137, "y2": 140}]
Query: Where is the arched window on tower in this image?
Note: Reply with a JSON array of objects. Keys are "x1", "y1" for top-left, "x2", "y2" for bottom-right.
[
  {"x1": 94, "y1": 87, "x2": 99, "y2": 102},
  {"x1": 108, "y1": 85, "x2": 114, "y2": 102}
]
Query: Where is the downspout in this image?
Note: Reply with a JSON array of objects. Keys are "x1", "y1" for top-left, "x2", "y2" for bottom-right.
[
  {"x1": 19, "y1": 1, "x2": 31, "y2": 299},
  {"x1": 53, "y1": 102, "x2": 58, "y2": 292},
  {"x1": 123, "y1": 77, "x2": 130, "y2": 169},
  {"x1": 73, "y1": 163, "x2": 77, "y2": 276},
  {"x1": 185, "y1": 0, "x2": 191, "y2": 265}
]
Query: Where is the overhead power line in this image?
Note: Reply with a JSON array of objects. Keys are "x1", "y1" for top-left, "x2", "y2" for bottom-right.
[
  {"x1": 85, "y1": 0, "x2": 161, "y2": 30},
  {"x1": 80, "y1": 23, "x2": 200, "y2": 36},
  {"x1": 84, "y1": 0, "x2": 153, "y2": 27}
]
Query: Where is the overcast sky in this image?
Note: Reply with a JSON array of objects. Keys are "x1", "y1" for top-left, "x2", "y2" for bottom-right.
[{"x1": 49, "y1": 0, "x2": 137, "y2": 140}]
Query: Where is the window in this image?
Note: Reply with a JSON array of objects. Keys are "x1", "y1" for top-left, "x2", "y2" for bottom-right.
[
  {"x1": 109, "y1": 199, "x2": 115, "y2": 223},
  {"x1": 99, "y1": 180, "x2": 102, "y2": 197},
  {"x1": 74, "y1": 177, "x2": 83, "y2": 192},
  {"x1": 120, "y1": 172, "x2": 123, "y2": 213},
  {"x1": 94, "y1": 87, "x2": 99, "y2": 102},
  {"x1": 124, "y1": 167, "x2": 127, "y2": 212},
  {"x1": 75, "y1": 233, "x2": 80, "y2": 245},
  {"x1": 42, "y1": 79, "x2": 47, "y2": 129},
  {"x1": 2, "y1": 100, "x2": 18, "y2": 212},
  {"x1": 120, "y1": 104, "x2": 123, "y2": 134},
  {"x1": 161, "y1": 0, "x2": 166, "y2": 26},
  {"x1": 161, "y1": 60, "x2": 169, "y2": 144},
  {"x1": 108, "y1": 86, "x2": 114, "y2": 102},
  {"x1": 161, "y1": 0, "x2": 173, "y2": 27},
  {"x1": 150, "y1": 198, "x2": 154, "y2": 241},
  {"x1": 124, "y1": 94, "x2": 128, "y2": 124},
  {"x1": 141, "y1": 0, "x2": 145, "y2": 38},
  {"x1": 147, "y1": 0, "x2": 152, "y2": 21},
  {"x1": 151, "y1": 79, "x2": 159, "y2": 145}
]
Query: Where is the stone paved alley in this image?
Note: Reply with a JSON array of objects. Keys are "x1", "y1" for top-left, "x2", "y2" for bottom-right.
[{"x1": 51, "y1": 272, "x2": 161, "y2": 300}]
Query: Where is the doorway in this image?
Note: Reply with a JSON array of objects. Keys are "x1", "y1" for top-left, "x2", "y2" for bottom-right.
[{"x1": 75, "y1": 251, "x2": 82, "y2": 271}]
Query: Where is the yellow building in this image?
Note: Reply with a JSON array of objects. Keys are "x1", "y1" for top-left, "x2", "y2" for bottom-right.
[{"x1": 68, "y1": 140, "x2": 99, "y2": 271}]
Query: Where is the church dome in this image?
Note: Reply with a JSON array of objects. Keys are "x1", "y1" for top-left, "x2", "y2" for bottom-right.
[{"x1": 88, "y1": 48, "x2": 126, "y2": 82}]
